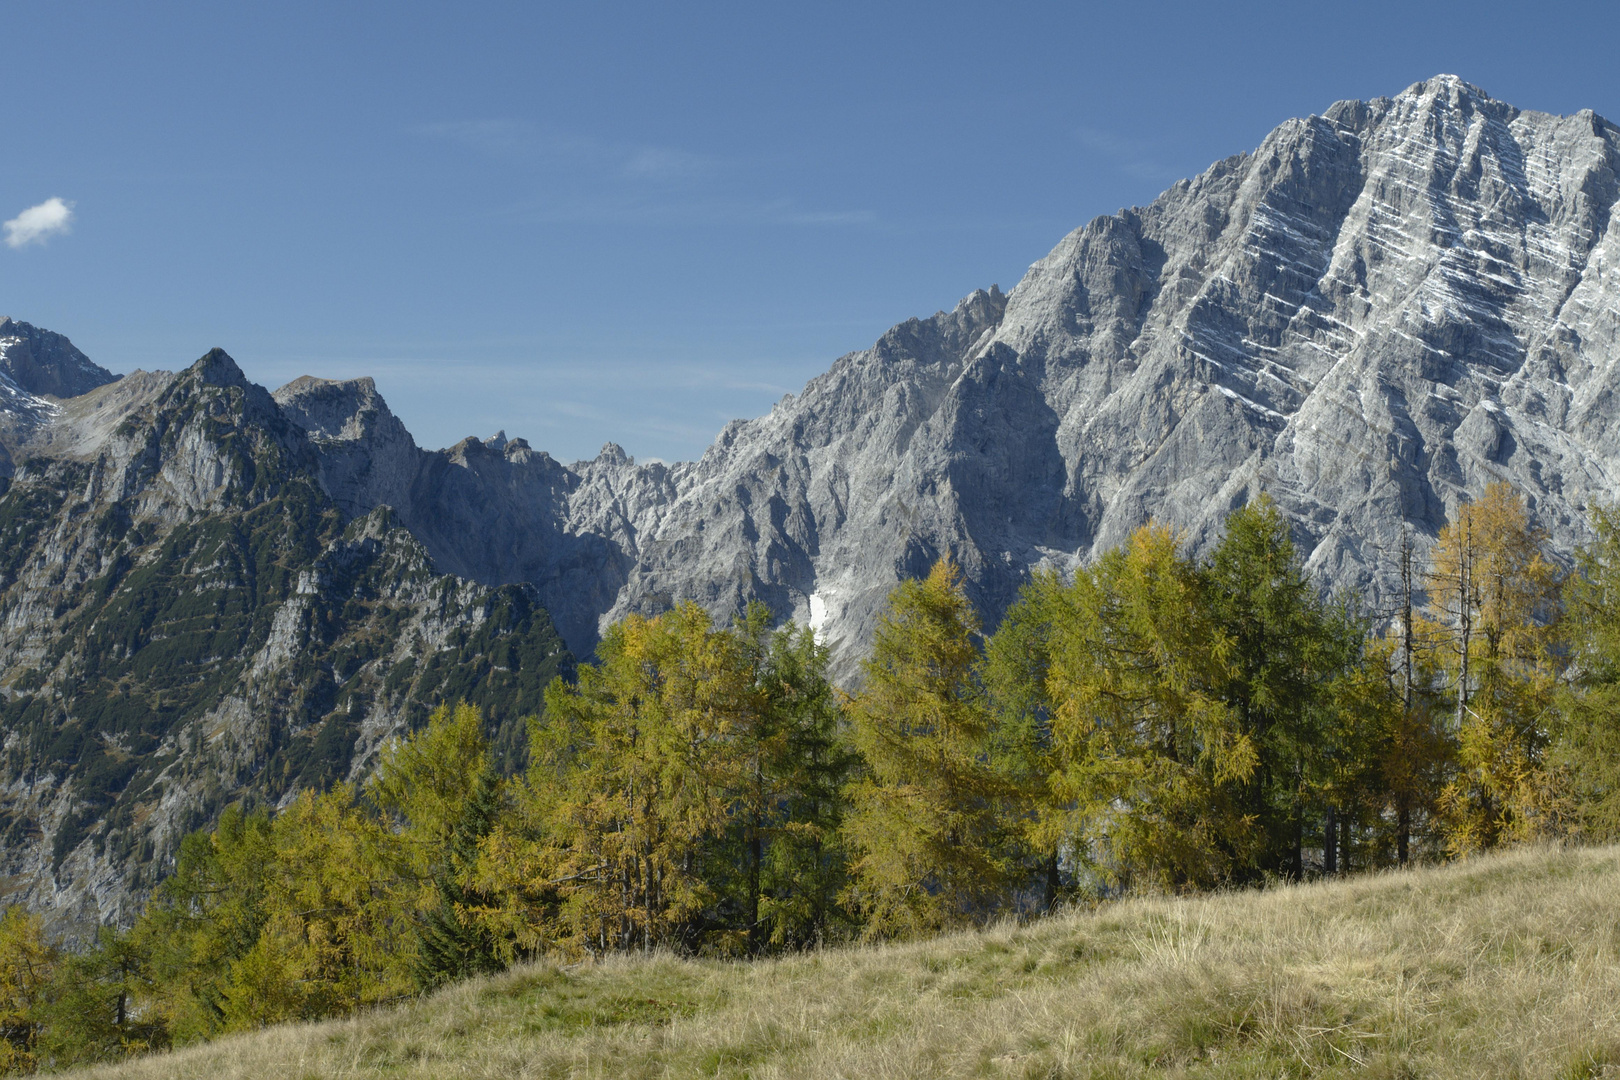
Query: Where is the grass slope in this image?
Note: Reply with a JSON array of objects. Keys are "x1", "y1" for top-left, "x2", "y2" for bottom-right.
[{"x1": 77, "y1": 844, "x2": 1620, "y2": 1079}]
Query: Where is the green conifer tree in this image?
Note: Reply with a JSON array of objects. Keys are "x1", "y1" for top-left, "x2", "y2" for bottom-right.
[
  {"x1": 982, "y1": 569, "x2": 1065, "y2": 906},
  {"x1": 732, "y1": 606, "x2": 854, "y2": 950},
  {"x1": 1552, "y1": 504, "x2": 1620, "y2": 839},
  {"x1": 369, "y1": 701, "x2": 508, "y2": 985},
  {"x1": 1203, "y1": 496, "x2": 1362, "y2": 877},
  {"x1": 411, "y1": 764, "x2": 507, "y2": 986}
]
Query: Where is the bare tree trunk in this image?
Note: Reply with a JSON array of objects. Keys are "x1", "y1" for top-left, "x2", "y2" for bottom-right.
[{"x1": 1340, "y1": 810, "x2": 1352, "y2": 874}]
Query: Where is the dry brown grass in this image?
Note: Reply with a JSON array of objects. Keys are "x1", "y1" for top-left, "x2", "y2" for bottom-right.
[{"x1": 73, "y1": 843, "x2": 1620, "y2": 1078}]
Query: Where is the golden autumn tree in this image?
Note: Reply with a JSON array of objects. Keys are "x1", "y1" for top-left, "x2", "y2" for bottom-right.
[
  {"x1": 1423, "y1": 482, "x2": 1564, "y2": 852},
  {"x1": 841, "y1": 559, "x2": 1021, "y2": 937},
  {"x1": 1039, "y1": 524, "x2": 1256, "y2": 891},
  {"x1": 218, "y1": 784, "x2": 407, "y2": 1028},
  {"x1": 527, "y1": 603, "x2": 753, "y2": 955},
  {"x1": 0, "y1": 907, "x2": 57, "y2": 1074}
]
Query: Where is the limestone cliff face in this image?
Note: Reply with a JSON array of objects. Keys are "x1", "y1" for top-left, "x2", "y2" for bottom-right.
[{"x1": 275, "y1": 76, "x2": 1620, "y2": 678}]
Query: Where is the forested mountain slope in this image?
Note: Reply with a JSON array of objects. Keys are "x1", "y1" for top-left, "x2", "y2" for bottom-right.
[{"x1": 0, "y1": 348, "x2": 570, "y2": 926}]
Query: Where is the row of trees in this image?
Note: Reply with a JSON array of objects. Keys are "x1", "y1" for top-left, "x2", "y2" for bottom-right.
[{"x1": 5, "y1": 483, "x2": 1620, "y2": 1070}]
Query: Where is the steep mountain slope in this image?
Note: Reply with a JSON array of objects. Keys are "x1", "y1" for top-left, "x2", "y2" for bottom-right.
[
  {"x1": 281, "y1": 75, "x2": 1620, "y2": 677},
  {"x1": 3, "y1": 73, "x2": 1616, "y2": 919},
  {"x1": 0, "y1": 346, "x2": 570, "y2": 927},
  {"x1": 0, "y1": 316, "x2": 117, "y2": 402}
]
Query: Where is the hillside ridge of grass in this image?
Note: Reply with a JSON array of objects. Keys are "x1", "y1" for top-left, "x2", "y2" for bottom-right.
[{"x1": 77, "y1": 844, "x2": 1620, "y2": 1079}]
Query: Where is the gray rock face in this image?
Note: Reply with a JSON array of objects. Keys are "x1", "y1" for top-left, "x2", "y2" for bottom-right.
[
  {"x1": 0, "y1": 317, "x2": 117, "y2": 401},
  {"x1": 0, "y1": 319, "x2": 121, "y2": 476},
  {"x1": 279, "y1": 76, "x2": 1620, "y2": 678}
]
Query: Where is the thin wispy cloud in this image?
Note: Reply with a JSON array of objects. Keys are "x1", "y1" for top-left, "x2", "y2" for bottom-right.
[
  {"x1": 621, "y1": 146, "x2": 716, "y2": 181},
  {"x1": 510, "y1": 194, "x2": 875, "y2": 228},
  {"x1": 418, "y1": 120, "x2": 608, "y2": 166},
  {"x1": 418, "y1": 120, "x2": 717, "y2": 180},
  {"x1": 1075, "y1": 127, "x2": 1179, "y2": 183},
  {"x1": 417, "y1": 119, "x2": 873, "y2": 228},
  {"x1": 4, "y1": 197, "x2": 75, "y2": 248}
]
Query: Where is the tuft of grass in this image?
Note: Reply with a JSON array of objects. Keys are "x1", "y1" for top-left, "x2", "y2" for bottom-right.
[{"x1": 73, "y1": 844, "x2": 1620, "y2": 1078}]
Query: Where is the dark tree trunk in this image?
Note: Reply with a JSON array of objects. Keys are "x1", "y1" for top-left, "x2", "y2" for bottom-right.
[
  {"x1": 1340, "y1": 810, "x2": 1352, "y2": 874},
  {"x1": 1324, "y1": 806, "x2": 1337, "y2": 874}
]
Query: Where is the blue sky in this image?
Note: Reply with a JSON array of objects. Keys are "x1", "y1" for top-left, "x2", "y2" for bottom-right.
[{"x1": 5, "y1": 1, "x2": 1619, "y2": 462}]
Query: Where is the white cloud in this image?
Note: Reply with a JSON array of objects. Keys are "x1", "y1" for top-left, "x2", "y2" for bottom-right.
[{"x1": 4, "y1": 198, "x2": 75, "y2": 249}]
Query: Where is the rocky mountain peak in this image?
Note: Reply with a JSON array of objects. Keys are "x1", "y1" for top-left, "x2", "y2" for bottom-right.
[
  {"x1": 0, "y1": 317, "x2": 118, "y2": 400},
  {"x1": 274, "y1": 374, "x2": 397, "y2": 443},
  {"x1": 13, "y1": 76, "x2": 1620, "y2": 693},
  {"x1": 183, "y1": 347, "x2": 251, "y2": 390}
]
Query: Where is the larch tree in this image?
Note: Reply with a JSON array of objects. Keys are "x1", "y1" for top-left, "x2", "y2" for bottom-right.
[
  {"x1": 134, "y1": 804, "x2": 276, "y2": 1044},
  {"x1": 0, "y1": 908, "x2": 56, "y2": 1073},
  {"x1": 221, "y1": 785, "x2": 403, "y2": 1028},
  {"x1": 529, "y1": 603, "x2": 751, "y2": 955},
  {"x1": 1423, "y1": 482, "x2": 1564, "y2": 852},
  {"x1": 1042, "y1": 525, "x2": 1255, "y2": 891},
  {"x1": 842, "y1": 559, "x2": 1020, "y2": 938}
]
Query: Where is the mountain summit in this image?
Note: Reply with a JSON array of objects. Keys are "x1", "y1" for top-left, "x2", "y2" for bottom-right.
[
  {"x1": 0, "y1": 317, "x2": 116, "y2": 400},
  {"x1": 7, "y1": 74, "x2": 1620, "y2": 918},
  {"x1": 275, "y1": 75, "x2": 1620, "y2": 676}
]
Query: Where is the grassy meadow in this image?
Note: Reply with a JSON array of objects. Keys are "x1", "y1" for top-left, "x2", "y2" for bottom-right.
[{"x1": 71, "y1": 843, "x2": 1620, "y2": 1079}]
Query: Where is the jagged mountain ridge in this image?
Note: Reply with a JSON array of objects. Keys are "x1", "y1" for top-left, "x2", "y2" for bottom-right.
[
  {"x1": 6, "y1": 73, "x2": 1620, "y2": 919},
  {"x1": 0, "y1": 347, "x2": 571, "y2": 927},
  {"x1": 268, "y1": 75, "x2": 1620, "y2": 678}
]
